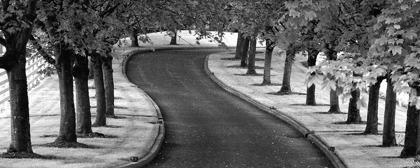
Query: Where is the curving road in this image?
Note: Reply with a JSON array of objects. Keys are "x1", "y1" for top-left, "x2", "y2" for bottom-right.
[{"x1": 125, "y1": 48, "x2": 333, "y2": 168}]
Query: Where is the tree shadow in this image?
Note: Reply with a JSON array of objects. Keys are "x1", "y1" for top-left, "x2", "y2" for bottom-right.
[
  {"x1": 0, "y1": 152, "x2": 64, "y2": 159},
  {"x1": 315, "y1": 111, "x2": 348, "y2": 114},
  {"x1": 221, "y1": 57, "x2": 240, "y2": 61},
  {"x1": 77, "y1": 132, "x2": 118, "y2": 139},
  {"x1": 37, "y1": 142, "x2": 100, "y2": 149},
  {"x1": 40, "y1": 134, "x2": 58, "y2": 138},
  {"x1": 251, "y1": 83, "x2": 282, "y2": 86},
  {"x1": 346, "y1": 132, "x2": 382, "y2": 136},
  {"x1": 227, "y1": 65, "x2": 270, "y2": 70},
  {"x1": 290, "y1": 103, "x2": 330, "y2": 106},
  {"x1": 234, "y1": 73, "x2": 264, "y2": 76},
  {"x1": 267, "y1": 92, "x2": 306, "y2": 95},
  {"x1": 107, "y1": 115, "x2": 126, "y2": 119},
  {"x1": 227, "y1": 65, "x2": 246, "y2": 69},
  {"x1": 91, "y1": 125, "x2": 122, "y2": 128},
  {"x1": 332, "y1": 121, "x2": 367, "y2": 125},
  {"x1": 114, "y1": 106, "x2": 128, "y2": 110}
]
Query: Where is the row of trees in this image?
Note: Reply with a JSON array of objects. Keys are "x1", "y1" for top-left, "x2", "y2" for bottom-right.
[
  {"x1": 213, "y1": 0, "x2": 420, "y2": 158},
  {"x1": 2, "y1": 0, "x2": 420, "y2": 160},
  {"x1": 0, "y1": 0, "x2": 224, "y2": 157}
]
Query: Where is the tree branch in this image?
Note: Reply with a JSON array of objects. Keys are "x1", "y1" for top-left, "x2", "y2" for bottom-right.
[{"x1": 29, "y1": 35, "x2": 56, "y2": 65}]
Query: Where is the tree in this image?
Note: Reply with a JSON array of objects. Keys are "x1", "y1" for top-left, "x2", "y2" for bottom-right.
[
  {"x1": 346, "y1": 86, "x2": 362, "y2": 124},
  {"x1": 240, "y1": 37, "x2": 250, "y2": 67},
  {"x1": 36, "y1": 0, "x2": 123, "y2": 144},
  {"x1": 234, "y1": 32, "x2": 244, "y2": 59},
  {"x1": 169, "y1": 29, "x2": 178, "y2": 45},
  {"x1": 103, "y1": 55, "x2": 115, "y2": 117},
  {"x1": 73, "y1": 54, "x2": 93, "y2": 135},
  {"x1": 383, "y1": 77, "x2": 397, "y2": 146},
  {"x1": 92, "y1": 53, "x2": 107, "y2": 126},
  {"x1": 0, "y1": 0, "x2": 38, "y2": 155},
  {"x1": 246, "y1": 38, "x2": 257, "y2": 75},
  {"x1": 323, "y1": 43, "x2": 342, "y2": 113},
  {"x1": 130, "y1": 28, "x2": 139, "y2": 47},
  {"x1": 364, "y1": 77, "x2": 385, "y2": 134},
  {"x1": 306, "y1": 48, "x2": 318, "y2": 105},
  {"x1": 400, "y1": 86, "x2": 420, "y2": 157},
  {"x1": 278, "y1": 43, "x2": 304, "y2": 94},
  {"x1": 302, "y1": 21, "x2": 320, "y2": 105},
  {"x1": 262, "y1": 37, "x2": 275, "y2": 85}
]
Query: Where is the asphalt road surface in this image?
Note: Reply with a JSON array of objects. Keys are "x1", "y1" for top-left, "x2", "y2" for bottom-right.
[{"x1": 125, "y1": 48, "x2": 334, "y2": 168}]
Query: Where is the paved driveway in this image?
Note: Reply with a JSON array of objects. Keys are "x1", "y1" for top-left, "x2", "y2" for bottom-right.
[{"x1": 125, "y1": 48, "x2": 333, "y2": 168}]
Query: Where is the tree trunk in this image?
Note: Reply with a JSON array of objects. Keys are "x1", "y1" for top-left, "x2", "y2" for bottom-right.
[
  {"x1": 383, "y1": 77, "x2": 397, "y2": 146},
  {"x1": 262, "y1": 39, "x2": 274, "y2": 85},
  {"x1": 73, "y1": 55, "x2": 92, "y2": 134},
  {"x1": 364, "y1": 78, "x2": 384, "y2": 134},
  {"x1": 170, "y1": 30, "x2": 177, "y2": 45},
  {"x1": 130, "y1": 29, "x2": 139, "y2": 47},
  {"x1": 88, "y1": 56, "x2": 94, "y2": 79},
  {"x1": 234, "y1": 32, "x2": 244, "y2": 59},
  {"x1": 400, "y1": 86, "x2": 420, "y2": 157},
  {"x1": 102, "y1": 55, "x2": 115, "y2": 117},
  {"x1": 240, "y1": 37, "x2": 250, "y2": 67},
  {"x1": 6, "y1": 51, "x2": 32, "y2": 153},
  {"x1": 92, "y1": 53, "x2": 106, "y2": 126},
  {"x1": 246, "y1": 38, "x2": 257, "y2": 75},
  {"x1": 325, "y1": 44, "x2": 341, "y2": 113},
  {"x1": 346, "y1": 88, "x2": 362, "y2": 124},
  {"x1": 306, "y1": 48, "x2": 318, "y2": 105},
  {"x1": 328, "y1": 90, "x2": 341, "y2": 113},
  {"x1": 278, "y1": 43, "x2": 296, "y2": 94},
  {"x1": 55, "y1": 48, "x2": 77, "y2": 143}
]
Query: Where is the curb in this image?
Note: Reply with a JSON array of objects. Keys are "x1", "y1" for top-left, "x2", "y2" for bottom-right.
[
  {"x1": 204, "y1": 53, "x2": 347, "y2": 168},
  {"x1": 118, "y1": 49, "x2": 165, "y2": 168}
]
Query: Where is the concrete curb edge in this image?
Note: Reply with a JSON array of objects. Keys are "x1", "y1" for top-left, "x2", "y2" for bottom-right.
[
  {"x1": 118, "y1": 49, "x2": 165, "y2": 168},
  {"x1": 204, "y1": 53, "x2": 347, "y2": 168}
]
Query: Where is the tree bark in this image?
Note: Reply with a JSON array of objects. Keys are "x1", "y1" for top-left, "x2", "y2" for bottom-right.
[
  {"x1": 262, "y1": 39, "x2": 274, "y2": 85},
  {"x1": 278, "y1": 43, "x2": 297, "y2": 94},
  {"x1": 55, "y1": 48, "x2": 77, "y2": 143},
  {"x1": 170, "y1": 30, "x2": 177, "y2": 45},
  {"x1": 346, "y1": 88, "x2": 362, "y2": 124},
  {"x1": 364, "y1": 78, "x2": 384, "y2": 134},
  {"x1": 246, "y1": 38, "x2": 257, "y2": 75},
  {"x1": 306, "y1": 48, "x2": 319, "y2": 105},
  {"x1": 102, "y1": 55, "x2": 115, "y2": 117},
  {"x1": 6, "y1": 51, "x2": 32, "y2": 153},
  {"x1": 73, "y1": 55, "x2": 92, "y2": 134},
  {"x1": 383, "y1": 77, "x2": 397, "y2": 146},
  {"x1": 400, "y1": 86, "x2": 420, "y2": 157},
  {"x1": 240, "y1": 37, "x2": 250, "y2": 67},
  {"x1": 234, "y1": 32, "x2": 244, "y2": 59},
  {"x1": 92, "y1": 53, "x2": 106, "y2": 126},
  {"x1": 130, "y1": 29, "x2": 139, "y2": 47}
]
